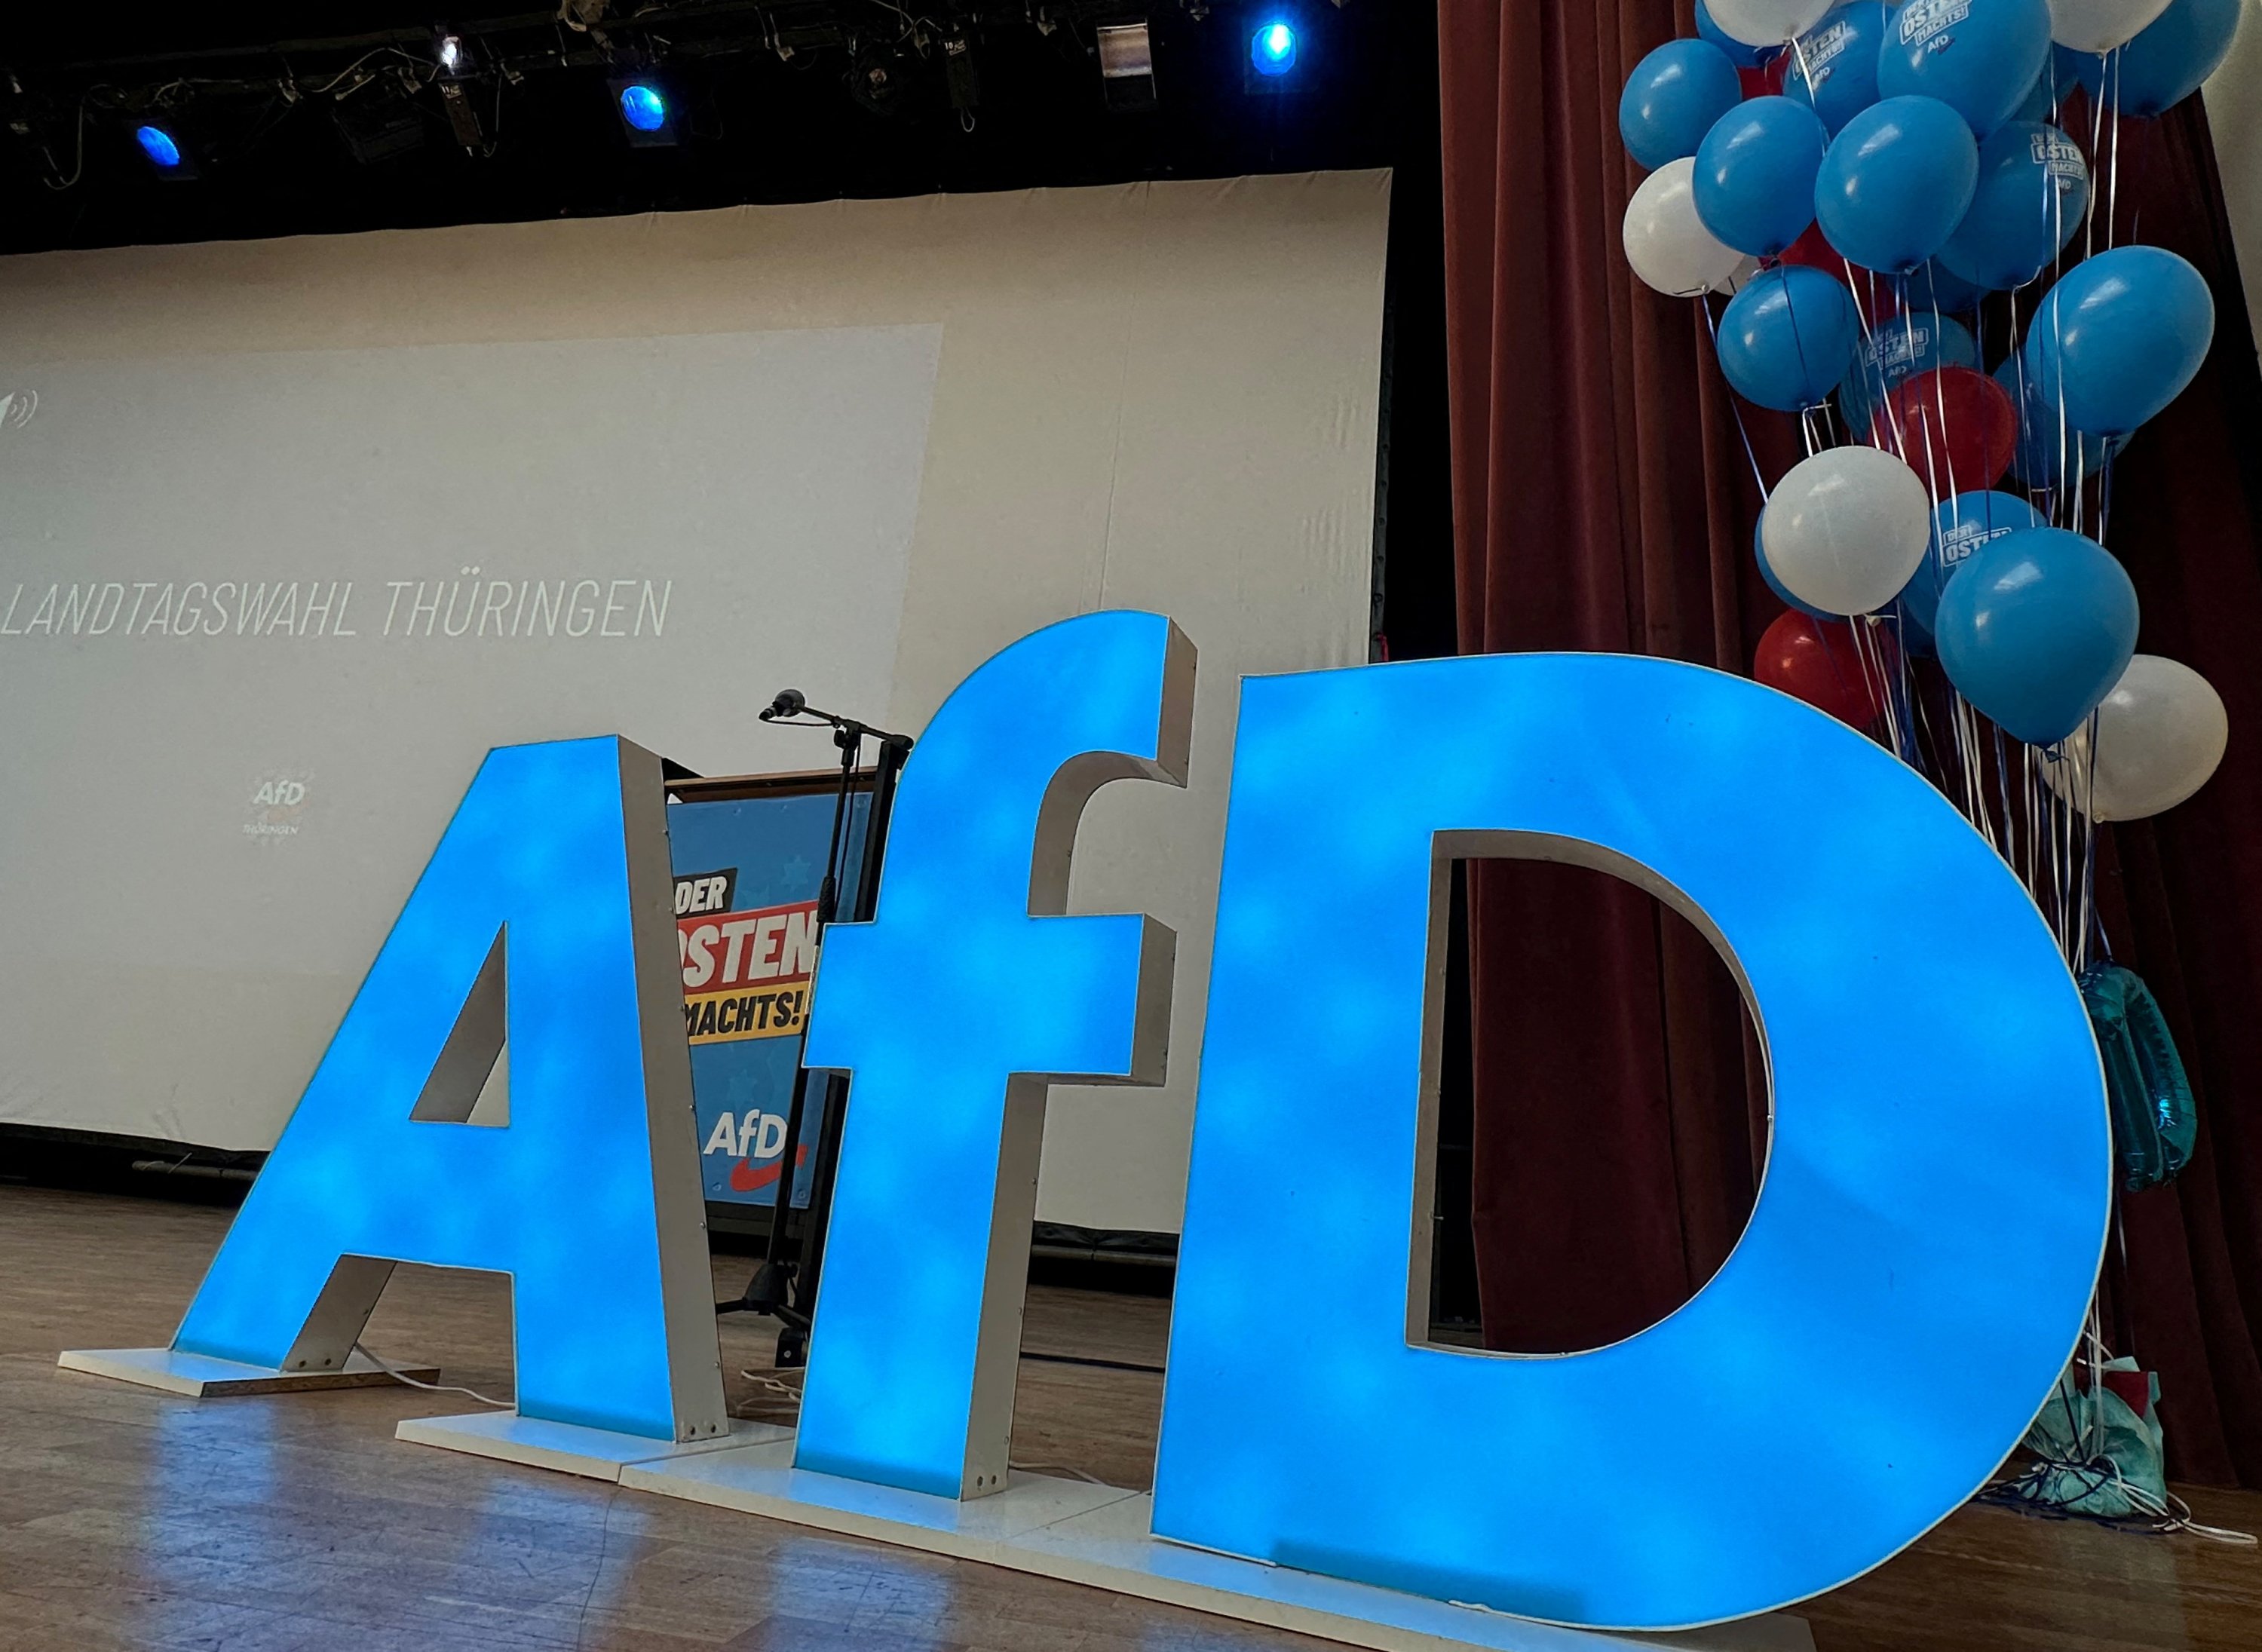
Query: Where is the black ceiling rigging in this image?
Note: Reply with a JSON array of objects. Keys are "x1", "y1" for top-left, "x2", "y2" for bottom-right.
[{"x1": 0, "y1": 1, "x2": 1399, "y2": 256}]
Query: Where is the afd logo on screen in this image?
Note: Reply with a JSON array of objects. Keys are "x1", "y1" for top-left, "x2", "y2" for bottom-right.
[{"x1": 158, "y1": 611, "x2": 2110, "y2": 1634}]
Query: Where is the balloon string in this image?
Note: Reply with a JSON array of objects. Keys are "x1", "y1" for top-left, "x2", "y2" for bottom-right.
[
  {"x1": 1838, "y1": 272, "x2": 1884, "y2": 445},
  {"x1": 1777, "y1": 265, "x2": 1826, "y2": 446},
  {"x1": 2099, "y1": 444, "x2": 2117, "y2": 547},
  {"x1": 2086, "y1": 712, "x2": 2113, "y2": 964},
  {"x1": 2042, "y1": 746, "x2": 2060, "y2": 951},
  {"x1": 1927, "y1": 279, "x2": 1958, "y2": 504},
  {"x1": 2052, "y1": 225, "x2": 2077, "y2": 538},
  {"x1": 1995, "y1": 722, "x2": 2018, "y2": 879},
  {"x1": 2107, "y1": 48, "x2": 2123, "y2": 255},
  {"x1": 2006, "y1": 282, "x2": 2051, "y2": 526},
  {"x1": 1854, "y1": 614, "x2": 1903, "y2": 759},
  {"x1": 1700, "y1": 293, "x2": 1775, "y2": 504},
  {"x1": 1906, "y1": 653, "x2": 1947, "y2": 787},
  {"x1": 1959, "y1": 692, "x2": 2000, "y2": 852},
  {"x1": 2085, "y1": 54, "x2": 2110, "y2": 264},
  {"x1": 2027, "y1": 743, "x2": 2052, "y2": 939},
  {"x1": 1787, "y1": 29, "x2": 1818, "y2": 106},
  {"x1": 2081, "y1": 706, "x2": 2100, "y2": 969},
  {"x1": 1891, "y1": 615, "x2": 1920, "y2": 767}
]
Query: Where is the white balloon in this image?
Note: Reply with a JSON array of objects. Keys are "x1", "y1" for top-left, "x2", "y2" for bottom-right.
[
  {"x1": 2043, "y1": 654, "x2": 2228, "y2": 821},
  {"x1": 1623, "y1": 158, "x2": 1744, "y2": 298},
  {"x1": 1706, "y1": 0, "x2": 1834, "y2": 47},
  {"x1": 1719, "y1": 253, "x2": 1764, "y2": 296},
  {"x1": 1761, "y1": 447, "x2": 1933, "y2": 616},
  {"x1": 2047, "y1": 0, "x2": 2175, "y2": 54}
]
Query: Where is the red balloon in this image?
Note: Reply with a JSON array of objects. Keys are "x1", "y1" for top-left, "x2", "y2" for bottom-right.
[
  {"x1": 1772, "y1": 226, "x2": 1908, "y2": 335},
  {"x1": 1754, "y1": 611, "x2": 1895, "y2": 728},
  {"x1": 1775, "y1": 219, "x2": 1849, "y2": 284},
  {"x1": 1873, "y1": 364, "x2": 2018, "y2": 492}
]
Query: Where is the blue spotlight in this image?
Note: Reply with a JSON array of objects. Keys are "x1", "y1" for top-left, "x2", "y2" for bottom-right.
[
  {"x1": 618, "y1": 82, "x2": 668, "y2": 133},
  {"x1": 134, "y1": 124, "x2": 184, "y2": 169},
  {"x1": 1250, "y1": 19, "x2": 1299, "y2": 77}
]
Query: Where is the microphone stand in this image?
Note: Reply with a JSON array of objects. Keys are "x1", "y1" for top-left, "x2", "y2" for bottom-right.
[{"x1": 721, "y1": 694, "x2": 912, "y2": 1370}]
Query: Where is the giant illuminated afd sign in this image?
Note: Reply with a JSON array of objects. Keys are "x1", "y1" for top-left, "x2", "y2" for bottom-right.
[{"x1": 103, "y1": 611, "x2": 2109, "y2": 1639}]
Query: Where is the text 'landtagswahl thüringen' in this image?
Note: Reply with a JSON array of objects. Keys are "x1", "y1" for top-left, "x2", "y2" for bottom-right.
[{"x1": 0, "y1": 572, "x2": 675, "y2": 640}]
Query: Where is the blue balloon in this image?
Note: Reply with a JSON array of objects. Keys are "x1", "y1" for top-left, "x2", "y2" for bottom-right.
[
  {"x1": 1699, "y1": 0, "x2": 1779, "y2": 66},
  {"x1": 1903, "y1": 257, "x2": 1992, "y2": 313},
  {"x1": 1621, "y1": 40, "x2": 1746, "y2": 170},
  {"x1": 2113, "y1": 0, "x2": 2245, "y2": 118},
  {"x1": 1718, "y1": 265, "x2": 1862, "y2": 410},
  {"x1": 1939, "y1": 122, "x2": 2090, "y2": 291},
  {"x1": 1935, "y1": 527, "x2": 2139, "y2": 746},
  {"x1": 2023, "y1": 244, "x2": 2216, "y2": 435},
  {"x1": 1877, "y1": 0, "x2": 2054, "y2": 136},
  {"x1": 1696, "y1": 97, "x2": 1830, "y2": 256},
  {"x1": 1899, "y1": 490, "x2": 2049, "y2": 635},
  {"x1": 2052, "y1": 42, "x2": 2104, "y2": 102},
  {"x1": 1840, "y1": 311, "x2": 1978, "y2": 434},
  {"x1": 2010, "y1": 67, "x2": 2054, "y2": 124},
  {"x1": 1816, "y1": 97, "x2": 1980, "y2": 273},
  {"x1": 1782, "y1": 3, "x2": 1886, "y2": 133},
  {"x1": 1994, "y1": 357, "x2": 2126, "y2": 487},
  {"x1": 1756, "y1": 519, "x2": 1833, "y2": 618},
  {"x1": 1897, "y1": 596, "x2": 1936, "y2": 657}
]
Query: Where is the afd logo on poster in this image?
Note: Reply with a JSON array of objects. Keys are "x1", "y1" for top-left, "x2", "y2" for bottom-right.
[{"x1": 676, "y1": 869, "x2": 819, "y2": 1047}]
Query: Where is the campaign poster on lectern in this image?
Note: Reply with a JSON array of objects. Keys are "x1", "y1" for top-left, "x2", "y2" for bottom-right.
[{"x1": 666, "y1": 782, "x2": 871, "y2": 1209}]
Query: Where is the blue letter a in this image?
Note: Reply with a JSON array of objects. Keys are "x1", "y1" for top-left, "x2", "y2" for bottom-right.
[{"x1": 172, "y1": 736, "x2": 728, "y2": 1442}]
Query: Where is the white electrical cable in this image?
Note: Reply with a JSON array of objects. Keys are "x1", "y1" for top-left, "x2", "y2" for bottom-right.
[{"x1": 352, "y1": 1340, "x2": 513, "y2": 1408}]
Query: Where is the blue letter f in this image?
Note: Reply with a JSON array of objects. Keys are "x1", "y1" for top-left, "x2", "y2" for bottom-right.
[{"x1": 793, "y1": 611, "x2": 1193, "y2": 1499}]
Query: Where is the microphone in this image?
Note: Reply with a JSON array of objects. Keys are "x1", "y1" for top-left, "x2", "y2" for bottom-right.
[{"x1": 759, "y1": 688, "x2": 808, "y2": 723}]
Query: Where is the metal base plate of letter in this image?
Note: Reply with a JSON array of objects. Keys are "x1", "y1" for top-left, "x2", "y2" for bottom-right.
[
  {"x1": 620, "y1": 1439, "x2": 1816, "y2": 1652},
  {"x1": 396, "y1": 1410, "x2": 790, "y2": 1483},
  {"x1": 57, "y1": 1346, "x2": 441, "y2": 1396}
]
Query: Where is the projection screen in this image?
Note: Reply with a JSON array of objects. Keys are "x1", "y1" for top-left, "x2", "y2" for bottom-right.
[{"x1": 0, "y1": 172, "x2": 1390, "y2": 1234}]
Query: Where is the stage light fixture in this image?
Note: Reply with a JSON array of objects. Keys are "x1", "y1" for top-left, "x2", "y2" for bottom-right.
[
  {"x1": 847, "y1": 43, "x2": 909, "y2": 117},
  {"x1": 437, "y1": 32, "x2": 464, "y2": 72},
  {"x1": 130, "y1": 119, "x2": 201, "y2": 179},
  {"x1": 943, "y1": 31, "x2": 979, "y2": 117},
  {"x1": 620, "y1": 83, "x2": 665, "y2": 130},
  {"x1": 438, "y1": 80, "x2": 484, "y2": 152},
  {"x1": 1097, "y1": 22, "x2": 1157, "y2": 113},
  {"x1": 134, "y1": 123, "x2": 183, "y2": 168},
  {"x1": 609, "y1": 76, "x2": 680, "y2": 146},
  {"x1": 332, "y1": 90, "x2": 428, "y2": 165},
  {"x1": 1250, "y1": 18, "x2": 1299, "y2": 76}
]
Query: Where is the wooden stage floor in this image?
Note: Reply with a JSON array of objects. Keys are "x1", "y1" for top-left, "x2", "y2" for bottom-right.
[{"x1": 2, "y1": 1185, "x2": 2257, "y2": 1652}]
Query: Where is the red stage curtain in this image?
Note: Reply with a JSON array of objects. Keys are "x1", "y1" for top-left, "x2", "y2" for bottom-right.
[{"x1": 1437, "y1": 0, "x2": 2262, "y2": 1485}]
